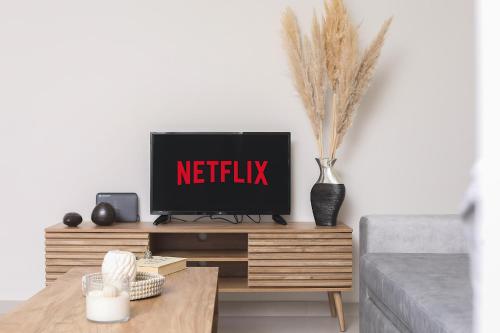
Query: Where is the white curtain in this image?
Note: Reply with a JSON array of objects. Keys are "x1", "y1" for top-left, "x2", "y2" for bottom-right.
[{"x1": 476, "y1": 1, "x2": 500, "y2": 331}]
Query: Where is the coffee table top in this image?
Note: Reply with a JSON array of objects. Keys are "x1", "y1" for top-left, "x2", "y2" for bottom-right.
[{"x1": 0, "y1": 267, "x2": 219, "y2": 333}]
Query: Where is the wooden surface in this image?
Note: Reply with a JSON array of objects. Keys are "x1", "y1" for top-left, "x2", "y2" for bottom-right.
[
  {"x1": 46, "y1": 221, "x2": 352, "y2": 233},
  {"x1": 42, "y1": 221, "x2": 352, "y2": 332},
  {"x1": 217, "y1": 277, "x2": 352, "y2": 292},
  {"x1": 248, "y1": 232, "x2": 352, "y2": 289},
  {"x1": 333, "y1": 292, "x2": 345, "y2": 332},
  {"x1": 44, "y1": 221, "x2": 353, "y2": 293},
  {"x1": 45, "y1": 232, "x2": 149, "y2": 285},
  {"x1": 0, "y1": 267, "x2": 219, "y2": 333},
  {"x1": 154, "y1": 250, "x2": 248, "y2": 262},
  {"x1": 327, "y1": 292, "x2": 337, "y2": 317}
]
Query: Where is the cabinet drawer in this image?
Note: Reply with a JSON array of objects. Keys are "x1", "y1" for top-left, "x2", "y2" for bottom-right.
[
  {"x1": 248, "y1": 232, "x2": 352, "y2": 288},
  {"x1": 45, "y1": 232, "x2": 149, "y2": 285}
]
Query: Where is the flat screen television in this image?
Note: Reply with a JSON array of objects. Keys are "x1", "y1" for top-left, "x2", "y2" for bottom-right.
[{"x1": 150, "y1": 132, "x2": 291, "y2": 216}]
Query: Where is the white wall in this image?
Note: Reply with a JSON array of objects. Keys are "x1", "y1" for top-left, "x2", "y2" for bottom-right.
[{"x1": 0, "y1": 0, "x2": 474, "y2": 302}]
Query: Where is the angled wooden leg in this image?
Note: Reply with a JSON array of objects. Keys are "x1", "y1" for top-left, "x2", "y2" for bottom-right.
[
  {"x1": 333, "y1": 292, "x2": 345, "y2": 332},
  {"x1": 327, "y1": 292, "x2": 337, "y2": 317}
]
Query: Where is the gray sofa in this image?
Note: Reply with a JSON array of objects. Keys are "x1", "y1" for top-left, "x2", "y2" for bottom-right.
[{"x1": 359, "y1": 215, "x2": 472, "y2": 333}]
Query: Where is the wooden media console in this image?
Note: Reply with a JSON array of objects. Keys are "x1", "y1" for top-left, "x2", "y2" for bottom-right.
[{"x1": 45, "y1": 221, "x2": 353, "y2": 331}]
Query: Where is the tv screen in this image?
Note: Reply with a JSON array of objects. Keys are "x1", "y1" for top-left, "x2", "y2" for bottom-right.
[{"x1": 150, "y1": 132, "x2": 291, "y2": 215}]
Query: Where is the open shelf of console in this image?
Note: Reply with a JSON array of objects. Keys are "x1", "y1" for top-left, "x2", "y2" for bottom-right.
[
  {"x1": 149, "y1": 232, "x2": 248, "y2": 262},
  {"x1": 153, "y1": 250, "x2": 248, "y2": 262}
]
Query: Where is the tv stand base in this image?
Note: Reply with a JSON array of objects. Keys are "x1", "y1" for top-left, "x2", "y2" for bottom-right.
[
  {"x1": 153, "y1": 215, "x2": 170, "y2": 225},
  {"x1": 45, "y1": 221, "x2": 352, "y2": 332},
  {"x1": 272, "y1": 214, "x2": 287, "y2": 225}
]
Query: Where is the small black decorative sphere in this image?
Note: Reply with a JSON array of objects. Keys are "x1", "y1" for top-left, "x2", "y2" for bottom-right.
[
  {"x1": 91, "y1": 202, "x2": 115, "y2": 226},
  {"x1": 63, "y1": 212, "x2": 82, "y2": 227}
]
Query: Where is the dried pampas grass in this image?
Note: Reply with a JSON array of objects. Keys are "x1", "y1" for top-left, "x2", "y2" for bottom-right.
[
  {"x1": 282, "y1": 8, "x2": 327, "y2": 156},
  {"x1": 282, "y1": 0, "x2": 392, "y2": 159}
]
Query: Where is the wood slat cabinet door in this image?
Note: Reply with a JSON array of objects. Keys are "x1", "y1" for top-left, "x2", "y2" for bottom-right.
[
  {"x1": 247, "y1": 232, "x2": 352, "y2": 288},
  {"x1": 45, "y1": 232, "x2": 149, "y2": 285}
]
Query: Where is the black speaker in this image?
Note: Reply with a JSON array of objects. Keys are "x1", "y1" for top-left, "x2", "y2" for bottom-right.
[{"x1": 96, "y1": 193, "x2": 139, "y2": 222}]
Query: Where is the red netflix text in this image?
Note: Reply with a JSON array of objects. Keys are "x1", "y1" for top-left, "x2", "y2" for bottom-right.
[{"x1": 177, "y1": 160, "x2": 269, "y2": 186}]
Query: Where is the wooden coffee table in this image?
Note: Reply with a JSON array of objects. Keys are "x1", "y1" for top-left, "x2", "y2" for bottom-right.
[{"x1": 0, "y1": 267, "x2": 219, "y2": 333}]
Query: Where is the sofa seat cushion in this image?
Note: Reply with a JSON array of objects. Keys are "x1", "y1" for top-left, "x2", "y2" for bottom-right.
[{"x1": 361, "y1": 253, "x2": 472, "y2": 333}]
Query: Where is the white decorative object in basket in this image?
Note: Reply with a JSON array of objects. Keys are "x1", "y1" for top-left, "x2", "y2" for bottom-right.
[
  {"x1": 101, "y1": 250, "x2": 137, "y2": 282},
  {"x1": 83, "y1": 272, "x2": 165, "y2": 301}
]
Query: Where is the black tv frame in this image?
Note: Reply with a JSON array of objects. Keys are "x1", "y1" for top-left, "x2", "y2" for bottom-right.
[{"x1": 150, "y1": 131, "x2": 291, "y2": 217}]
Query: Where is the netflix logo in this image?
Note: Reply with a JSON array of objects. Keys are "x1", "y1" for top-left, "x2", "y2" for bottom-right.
[{"x1": 177, "y1": 160, "x2": 269, "y2": 186}]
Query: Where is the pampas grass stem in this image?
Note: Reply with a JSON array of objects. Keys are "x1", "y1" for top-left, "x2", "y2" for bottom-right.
[{"x1": 282, "y1": 0, "x2": 391, "y2": 159}]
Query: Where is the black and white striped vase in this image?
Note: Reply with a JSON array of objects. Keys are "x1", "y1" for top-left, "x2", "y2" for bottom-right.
[{"x1": 310, "y1": 158, "x2": 345, "y2": 226}]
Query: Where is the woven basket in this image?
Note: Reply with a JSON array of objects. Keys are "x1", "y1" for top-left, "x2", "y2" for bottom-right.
[{"x1": 82, "y1": 272, "x2": 166, "y2": 301}]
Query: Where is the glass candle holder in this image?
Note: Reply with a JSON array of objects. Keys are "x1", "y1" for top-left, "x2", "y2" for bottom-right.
[{"x1": 85, "y1": 273, "x2": 130, "y2": 323}]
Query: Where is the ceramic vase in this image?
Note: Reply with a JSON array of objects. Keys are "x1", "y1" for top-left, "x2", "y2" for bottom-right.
[{"x1": 310, "y1": 158, "x2": 345, "y2": 226}]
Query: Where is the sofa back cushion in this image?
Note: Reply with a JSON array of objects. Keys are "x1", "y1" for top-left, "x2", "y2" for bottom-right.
[{"x1": 360, "y1": 215, "x2": 468, "y2": 256}]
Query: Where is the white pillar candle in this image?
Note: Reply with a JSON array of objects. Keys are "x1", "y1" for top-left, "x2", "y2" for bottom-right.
[{"x1": 86, "y1": 289, "x2": 130, "y2": 323}]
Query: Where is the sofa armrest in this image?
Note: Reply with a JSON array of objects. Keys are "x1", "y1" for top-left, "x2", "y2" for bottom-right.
[{"x1": 360, "y1": 215, "x2": 467, "y2": 256}]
